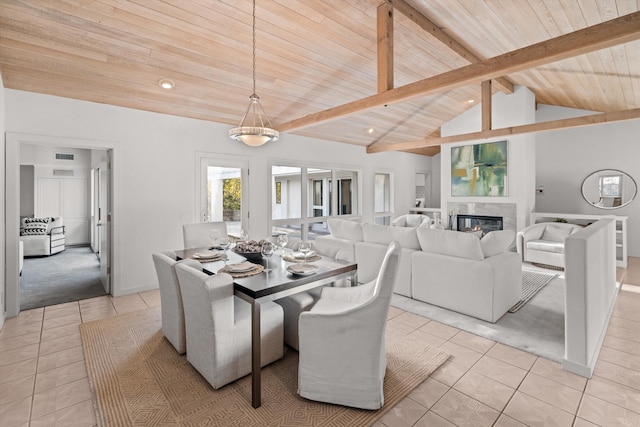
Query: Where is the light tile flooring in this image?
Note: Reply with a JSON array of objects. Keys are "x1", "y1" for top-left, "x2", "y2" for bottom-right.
[{"x1": 1, "y1": 259, "x2": 639, "y2": 426}]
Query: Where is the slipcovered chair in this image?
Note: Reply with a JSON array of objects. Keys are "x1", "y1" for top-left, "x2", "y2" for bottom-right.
[
  {"x1": 152, "y1": 251, "x2": 189, "y2": 354},
  {"x1": 391, "y1": 214, "x2": 430, "y2": 227},
  {"x1": 182, "y1": 221, "x2": 228, "y2": 249},
  {"x1": 297, "y1": 241, "x2": 401, "y2": 409},
  {"x1": 19, "y1": 217, "x2": 66, "y2": 256},
  {"x1": 517, "y1": 222, "x2": 583, "y2": 268},
  {"x1": 175, "y1": 262, "x2": 284, "y2": 389}
]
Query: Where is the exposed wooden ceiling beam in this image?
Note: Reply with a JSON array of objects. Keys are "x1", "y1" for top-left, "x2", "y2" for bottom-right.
[
  {"x1": 276, "y1": 11, "x2": 640, "y2": 133},
  {"x1": 388, "y1": 0, "x2": 514, "y2": 94},
  {"x1": 481, "y1": 80, "x2": 492, "y2": 132},
  {"x1": 377, "y1": 2, "x2": 394, "y2": 93},
  {"x1": 366, "y1": 107, "x2": 640, "y2": 153}
]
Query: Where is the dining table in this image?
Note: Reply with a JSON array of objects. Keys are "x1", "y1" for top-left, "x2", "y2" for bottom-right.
[{"x1": 174, "y1": 245, "x2": 358, "y2": 408}]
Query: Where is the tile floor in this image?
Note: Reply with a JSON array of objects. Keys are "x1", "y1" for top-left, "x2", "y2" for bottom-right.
[{"x1": 1, "y1": 261, "x2": 639, "y2": 426}]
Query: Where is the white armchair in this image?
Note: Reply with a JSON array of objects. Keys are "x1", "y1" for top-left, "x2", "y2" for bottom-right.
[
  {"x1": 517, "y1": 222, "x2": 583, "y2": 268},
  {"x1": 182, "y1": 221, "x2": 228, "y2": 249},
  {"x1": 175, "y1": 262, "x2": 284, "y2": 389},
  {"x1": 152, "y1": 251, "x2": 188, "y2": 354},
  {"x1": 391, "y1": 214, "x2": 430, "y2": 227},
  {"x1": 297, "y1": 241, "x2": 401, "y2": 409},
  {"x1": 20, "y1": 217, "x2": 66, "y2": 257}
]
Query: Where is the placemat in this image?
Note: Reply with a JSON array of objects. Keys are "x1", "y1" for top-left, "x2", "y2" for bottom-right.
[{"x1": 218, "y1": 264, "x2": 265, "y2": 277}]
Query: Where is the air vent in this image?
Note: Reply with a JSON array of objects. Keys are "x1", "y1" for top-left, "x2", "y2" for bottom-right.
[
  {"x1": 53, "y1": 169, "x2": 74, "y2": 176},
  {"x1": 55, "y1": 153, "x2": 74, "y2": 160}
]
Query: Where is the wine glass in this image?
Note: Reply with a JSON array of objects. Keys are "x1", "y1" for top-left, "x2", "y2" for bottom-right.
[
  {"x1": 218, "y1": 237, "x2": 230, "y2": 264},
  {"x1": 240, "y1": 229, "x2": 249, "y2": 242},
  {"x1": 209, "y1": 230, "x2": 221, "y2": 249},
  {"x1": 277, "y1": 234, "x2": 288, "y2": 255},
  {"x1": 261, "y1": 242, "x2": 275, "y2": 272},
  {"x1": 298, "y1": 241, "x2": 312, "y2": 263}
]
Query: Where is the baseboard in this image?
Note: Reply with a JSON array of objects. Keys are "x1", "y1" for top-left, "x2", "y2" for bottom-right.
[{"x1": 111, "y1": 282, "x2": 158, "y2": 297}]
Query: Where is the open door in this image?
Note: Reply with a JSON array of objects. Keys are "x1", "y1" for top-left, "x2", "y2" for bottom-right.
[{"x1": 97, "y1": 151, "x2": 111, "y2": 293}]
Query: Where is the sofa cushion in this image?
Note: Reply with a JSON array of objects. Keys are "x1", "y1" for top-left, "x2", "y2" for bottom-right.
[
  {"x1": 21, "y1": 217, "x2": 51, "y2": 236},
  {"x1": 362, "y1": 223, "x2": 392, "y2": 244},
  {"x1": 327, "y1": 218, "x2": 363, "y2": 242},
  {"x1": 526, "y1": 239, "x2": 565, "y2": 254},
  {"x1": 391, "y1": 227, "x2": 421, "y2": 250},
  {"x1": 417, "y1": 228, "x2": 484, "y2": 261},
  {"x1": 541, "y1": 223, "x2": 575, "y2": 242},
  {"x1": 480, "y1": 230, "x2": 515, "y2": 258}
]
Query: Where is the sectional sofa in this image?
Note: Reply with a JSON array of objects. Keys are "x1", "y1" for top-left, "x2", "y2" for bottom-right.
[{"x1": 314, "y1": 218, "x2": 522, "y2": 323}]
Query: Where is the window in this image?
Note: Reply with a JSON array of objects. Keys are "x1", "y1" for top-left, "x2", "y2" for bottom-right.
[
  {"x1": 374, "y1": 172, "x2": 392, "y2": 225},
  {"x1": 271, "y1": 164, "x2": 360, "y2": 242},
  {"x1": 600, "y1": 174, "x2": 622, "y2": 197}
]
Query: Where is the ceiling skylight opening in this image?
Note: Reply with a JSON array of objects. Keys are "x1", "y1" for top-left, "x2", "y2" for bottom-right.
[{"x1": 158, "y1": 79, "x2": 175, "y2": 90}]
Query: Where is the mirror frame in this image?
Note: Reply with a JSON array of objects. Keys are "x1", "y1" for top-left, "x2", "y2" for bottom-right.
[{"x1": 581, "y1": 169, "x2": 637, "y2": 210}]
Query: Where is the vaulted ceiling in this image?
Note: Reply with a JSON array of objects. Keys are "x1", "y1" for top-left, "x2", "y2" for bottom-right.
[{"x1": 1, "y1": 1, "x2": 639, "y2": 156}]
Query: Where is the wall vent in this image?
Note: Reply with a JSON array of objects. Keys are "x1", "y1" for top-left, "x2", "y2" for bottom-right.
[
  {"x1": 53, "y1": 169, "x2": 74, "y2": 176},
  {"x1": 55, "y1": 153, "x2": 74, "y2": 160}
]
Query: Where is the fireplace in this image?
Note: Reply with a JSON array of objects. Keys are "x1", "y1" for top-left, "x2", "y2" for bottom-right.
[{"x1": 457, "y1": 214, "x2": 503, "y2": 235}]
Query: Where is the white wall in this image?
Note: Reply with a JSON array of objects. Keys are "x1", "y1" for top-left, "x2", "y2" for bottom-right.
[
  {"x1": 439, "y1": 85, "x2": 537, "y2": 230},
  {"x1": 0, "y1": 75, "x2": 6, "y2": 327},
  {"x1": 535, "y1": 104, "x2": 640, "y2": 256},
  {"x1": 4, "y1": 90, "x2": 432, "y2": 298}
]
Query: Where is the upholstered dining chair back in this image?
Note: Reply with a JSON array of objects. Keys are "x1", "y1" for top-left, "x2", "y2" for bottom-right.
[
  {"x1": 297, "y1": 241, "x2": 401, "y2": 410},
  {"x1": 175, "y1": 262, "x2": 284, "y2": 390},
  {"x1": 182, "y1": 221, "x2": 228, "y2": 249},
  {"x1": 152, "y1": 251, "x2": 195, "y2": 354}
]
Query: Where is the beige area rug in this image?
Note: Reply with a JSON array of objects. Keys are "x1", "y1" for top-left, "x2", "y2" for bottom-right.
[{"x1": 80, "y1": 307, "x2": 449, "y2": 426}]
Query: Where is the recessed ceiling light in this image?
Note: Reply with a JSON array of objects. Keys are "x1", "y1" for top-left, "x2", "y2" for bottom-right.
[
  {"x1": 158, "y1": 79, "x2": 175, "y2": 90},
  {"x1": 368, "y1": 128, "x2": 374, "y2": 134},
  {"x1": 467, "y1": 99, "x2": 475, "y2": 104}
]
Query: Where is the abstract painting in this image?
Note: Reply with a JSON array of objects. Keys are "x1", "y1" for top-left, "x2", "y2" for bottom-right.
[{"x1": 451, "y1": 140, "x2": 507, "y2": 196}]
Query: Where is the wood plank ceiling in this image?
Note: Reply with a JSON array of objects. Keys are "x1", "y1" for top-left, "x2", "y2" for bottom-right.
[{"x1": 1, "y1": 0, "x2": 638, "y2": 156}]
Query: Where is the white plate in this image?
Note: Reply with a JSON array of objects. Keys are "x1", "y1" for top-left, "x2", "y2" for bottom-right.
[
  {"x1": 193, "y1": 250, "x2": 224, "y2": 260},
  {"x1": 227, "y1": 261, "x2": 257, "y2": 273},
  {"x1": 287, "y1": 264, "x2": 318, "y2": 276}
]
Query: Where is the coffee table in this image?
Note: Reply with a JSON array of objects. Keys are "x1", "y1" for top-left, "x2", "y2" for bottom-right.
[{"x1": 175, "y1": 247, "x2": 357, "y2": 408}]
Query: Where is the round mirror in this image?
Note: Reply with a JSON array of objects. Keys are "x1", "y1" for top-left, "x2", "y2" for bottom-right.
[{"x1": 581, "y1": 169, "x2": 637, "y2": 209}]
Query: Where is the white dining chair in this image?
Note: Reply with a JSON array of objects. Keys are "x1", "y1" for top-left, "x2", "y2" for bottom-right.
[
  {"x1": 182, "y1": 221, "x2": 228, "y2": 249},
  {"x1": 175, "y1": 261, "x2": 284, "y2": 389},
  {"x1": 297, "y1": 241, "x2": 401, "y2": 409}
]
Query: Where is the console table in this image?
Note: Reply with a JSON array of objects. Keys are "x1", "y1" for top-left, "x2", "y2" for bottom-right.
[{"x1": 530, "y1": 212, "x2": 628, "y2": 268}]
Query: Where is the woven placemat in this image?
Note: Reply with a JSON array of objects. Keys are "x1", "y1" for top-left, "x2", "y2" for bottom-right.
[
  {"x1": 282, "y1": 253, "x2": 321, "y2": 263},
  {"x1": 193, "y1": 254, "x2": 228, "y2": 263},
  {"x1": 218, "y1": 264, "x2": 264, "y2": 277}
]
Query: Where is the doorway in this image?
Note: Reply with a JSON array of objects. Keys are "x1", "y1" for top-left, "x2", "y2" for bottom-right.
[{"x1": 5, "y1": 133, "x2": 116, "y2": 317}]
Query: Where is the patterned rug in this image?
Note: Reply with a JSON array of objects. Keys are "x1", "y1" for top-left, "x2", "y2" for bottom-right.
[
  {"x1": 509, "y1": 270, "x2": 559, "y2": 313},
  {"x1": 80, "y1": 307, "x2": 449, "y2": 426}
]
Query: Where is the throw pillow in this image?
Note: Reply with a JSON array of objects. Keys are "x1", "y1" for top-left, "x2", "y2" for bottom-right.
[
  {"x1": 362, "y1": 223, "x2": 392, "y2": 244},
  {"x1": 327, "y1": 218, "x2": 363, "y2": 242},
  {"x1": 541, "y1": 223, "x2": 574, "y2": 242},
  {"x1": 21, "y1": 217, "x2": 50, "y2": 236},
  {"x1": 417, "y1": 228, "x2": 484, "y2": 261},
  {"x1": 481, "y1": 230, "x2": 515, "y2": 258},
  {"x1": 391, "y1": 227, "x2": 421, "y2": 250}
]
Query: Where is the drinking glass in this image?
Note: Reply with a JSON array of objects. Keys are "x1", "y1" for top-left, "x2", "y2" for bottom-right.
[
  {"x1": 218, "y1": 237, "x2": 230, "y2": 264},
  {"x1": 261, "y1": 242, "x2": 275, "y2": 272},
  {"x1": 210, "y1": 230, "x2": 221, "y2": 249},
  {"x1": 240, "y1": 229, "x2": 249, "y2": 242},
  {"x1": 298, "y1": 241, "x2": 312, "y2": 263},
  {"x1": 277, "y1": 234, "x2": 288, "y2": 255}
]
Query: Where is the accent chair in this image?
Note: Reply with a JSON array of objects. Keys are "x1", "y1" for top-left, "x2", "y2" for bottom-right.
[
  {"x1": 175, "y1": 262, "x2": 284, "y2": 389},
  {"x1": 297, "y1": 241, "x2": 401, "y2": 409}
]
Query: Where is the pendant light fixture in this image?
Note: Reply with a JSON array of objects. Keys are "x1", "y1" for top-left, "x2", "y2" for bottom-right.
[{"x1": 229, "y1": 0, "x2": 279, "y2": 147}]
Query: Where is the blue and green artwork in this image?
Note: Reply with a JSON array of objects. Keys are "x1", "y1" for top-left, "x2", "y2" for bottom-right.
[{"x1": 451, "y1": 141, "x2": 507, "y2": 196}]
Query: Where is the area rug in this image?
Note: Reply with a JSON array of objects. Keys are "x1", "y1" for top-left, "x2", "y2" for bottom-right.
[
  {"x1": 508, "y1": 270, "x2": 558, "y2": 313},
  {"x1": 80, "y1": 307, "x2": 449, "y2": 426},
  {"x1": 391, "y1": 269, "x2": 566, "y2": 362}
]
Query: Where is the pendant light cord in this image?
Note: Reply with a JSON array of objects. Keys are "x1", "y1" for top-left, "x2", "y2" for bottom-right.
[{"x1": 252, "y1": 0, "x2": 256, "y2": 96}]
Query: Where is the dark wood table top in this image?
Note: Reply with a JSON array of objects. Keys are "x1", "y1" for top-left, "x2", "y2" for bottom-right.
[{"x1": 175, "y1": 247, "x2": 357, "y2": 300}]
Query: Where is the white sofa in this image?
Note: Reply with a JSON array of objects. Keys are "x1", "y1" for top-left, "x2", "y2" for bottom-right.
[
  {"x1": 314, "y1": 218, "x2": 521, "y2": 323},
  {"x1": 516, "y1": 222, "x2": 583, "y2": 268},
  {"x1": 19, "y1": 217, "x2": 66, "y2": 257},
  {"x1": 391, "y1": 214, "x2": 431, "y2": 227}
]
